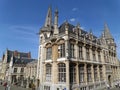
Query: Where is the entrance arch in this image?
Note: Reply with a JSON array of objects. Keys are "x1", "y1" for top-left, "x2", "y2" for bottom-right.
[{"x1": 108, "y1": 75, "x2": 111, "y2": 86}]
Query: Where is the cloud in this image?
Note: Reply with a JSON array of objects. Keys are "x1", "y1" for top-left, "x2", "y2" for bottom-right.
[
  {"x1": 70, "y1": 18, "x2": 76, "y2": 22},
  {"x1": 80, "y1": 27, "x2": 85, "y2": 30},
  {"x1": 9, "y1": 25, "x2": 38, "y2": 36},
  {"x1": 8, "y1": 25, "x2": 39, "y2": 44},
  {"x1": 72, "y1": 8, "x2": 78, "y2": 11}
]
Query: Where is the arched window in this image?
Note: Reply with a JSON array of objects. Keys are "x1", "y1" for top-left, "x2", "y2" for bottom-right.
[
  {"x1": 79, "y1": 64, "x2": 84, "y2": 83},
  {"x1": 94, "y1": 65, "x2": 98, "y2": 81},
  {"x1": 58, "y1": 43, "x2": 65, "y2": 58},
  {"x1": 70, "y1": 43, "x2": 74, "y2": 58},
  {"x1": 86, "y1": 48, "x2": 90, "y2": 60},
  {"x1": 58, "y1": 63, "x2": 66, "y2": 82},
  {"x1": 46, "y1": 47, "x2": 52, "y2": 60},
  {"x1": 87, "y1": 65, "x2": 92, "y2": 82},
  {"x1": 70, "y1": 63, "x2": 76, "y2": 83},
  {"x1": 46, "y1": 64, "x2": 52, "y2": 81},
  {"x1": 79, "y1": 46, "x2": 83, "y2": 59},
  {"x1": 99, "y1": 66, "x2": 103, "y2": 81}
]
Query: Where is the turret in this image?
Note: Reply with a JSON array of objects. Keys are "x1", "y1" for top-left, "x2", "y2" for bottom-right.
[{"x1": 40, "y1": 7, "x2": 53, "y2": 38}]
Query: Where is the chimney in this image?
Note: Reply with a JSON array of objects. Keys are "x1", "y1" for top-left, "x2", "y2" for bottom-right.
[
  {"x1": 28, "y1": 52, "x2": 31, "y2": 58},
  {"x1": 14, "y1": 50, "x2": 18, "y2": 57}
]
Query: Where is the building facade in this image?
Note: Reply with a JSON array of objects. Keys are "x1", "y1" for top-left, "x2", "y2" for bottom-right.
[
  {"x1": 25, "y1": 60, "x2": 38, "y2": 87},
  {"x1": 0, "y1": 49, "x2": 34, "y2": 85},
  {"x1": 37, "y1": 7, "x2": 120, "y2": 90}
]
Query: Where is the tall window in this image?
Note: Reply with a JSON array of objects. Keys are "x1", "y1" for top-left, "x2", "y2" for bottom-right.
[
  {"x1": 104, "y1": 51, "x2": 106, "y2": 63},
  {"x1": 70, "y1": 43, "x2": 74, "y2": 58},
  {"x1": 21, "y1": 68, "x2": 24, "y2": 73},
  {"x1": 46, "y1": 64, "x2": 52, "y2": 81},
  {"x1": 87, "y1": 65, "x2": 91, "y2": 82},
  {"x1": 86, "y1": 48, "x2": 90, "y2": 60},
  {"x1": 58, "y1": 63, "x2": 66, "y2": 83},
  {"x1": 94, "y1": 66, "x2": 97, "y2": 82},
  {"x1": 92, "y1": 50, "x2": 96, "y2": 61},
  {"x1": 44, "y1": 86, "x2": 50, "y2": 90},
  {"x1": 79, "y1": 46, "x2": 83, "y2": 59},
  {"x1": 59, "y1": 43, "x2": 65, "y2": 58},
  {"x1": 14, "y1": 68, "x2": 17, "y2": 73},
  {"x1": 79, "y1": 64, "x2": 84, "y2": 83},
  {"x1": 98, "y1": 51, "x2": 101, "y2": 62},
  {"x1": 70, "y1": 63, "x2": 76, "y2": 83},
  {"x1": 100, "y1": 66, "x2": 103, "y2": 81},
  {"x1": 46, "y1": 47, "x2": 52, "y2": 60}
]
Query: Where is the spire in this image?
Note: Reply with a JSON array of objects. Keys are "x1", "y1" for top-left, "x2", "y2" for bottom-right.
[
  {"x1": 76, "y1": 23, "x2": 80, "y2": 29},
  {"x1": 89, "y1": 29, "x2": 93, "y2": 35},
  {"x1": 104, "y1": 23, "x2": 113, "y2": 39},
  {"x1": 44, "y1": 6, "x2": 52, "y2": 27},
  {"x1": 54, "y1": 8, "x2": 59, "y2": 35}
]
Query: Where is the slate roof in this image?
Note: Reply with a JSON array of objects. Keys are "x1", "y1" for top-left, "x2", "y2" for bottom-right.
[
  {"x1": 13, "y1": 57, "x2": 35, "y2": 65},
  {"x1": 59, "y1": 22, "x2": 98, "y2": 38},
  {"x1": 59, "y1": 22, "x2": 75, "y2": 33},
  {"x1": 6, "y1": 49, "x2": 31, "y2": 63}
]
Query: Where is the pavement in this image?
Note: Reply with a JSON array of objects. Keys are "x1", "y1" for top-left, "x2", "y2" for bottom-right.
[{"x1": 103, "y1": 87, "x2": 120, "y2": 90}]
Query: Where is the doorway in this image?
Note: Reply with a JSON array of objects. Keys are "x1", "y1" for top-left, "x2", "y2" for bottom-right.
[{"x1": 108, "y1": 75, "x2": 111, "y2": 87}]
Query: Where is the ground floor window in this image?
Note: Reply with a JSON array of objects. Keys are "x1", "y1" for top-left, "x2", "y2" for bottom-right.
[{"x1": 44, "y1": 86, "x2": 50, "y2": 90}]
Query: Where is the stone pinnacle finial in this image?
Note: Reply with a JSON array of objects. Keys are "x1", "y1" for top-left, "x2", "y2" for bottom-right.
[
  {"x1": 44, "y1": 6, "x2": 52, "y2": 27},
  {"x1": 104, "y1": 23, "x2": 113, "y2": 39}
]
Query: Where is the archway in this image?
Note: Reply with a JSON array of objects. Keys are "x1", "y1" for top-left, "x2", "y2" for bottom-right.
[
  {"x1": 37, "y1": 79, "x2": 40, "y2": 87},
  {"x1": 108, "y1": 75, "x2": 111, "y2": 87}
]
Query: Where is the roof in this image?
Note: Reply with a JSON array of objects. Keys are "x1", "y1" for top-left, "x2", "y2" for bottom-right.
[
  {"x1": 6, "y1": 49, "x2": 31, "y2": 63},
  {"x1": 59, "y1": 22, "x2": 75, "y2": 33},
  {"x1": 13, "y1": 57, "x2": 35, "y2": 65}
]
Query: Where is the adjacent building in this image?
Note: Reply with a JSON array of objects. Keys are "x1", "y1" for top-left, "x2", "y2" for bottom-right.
[
  {"x1": 0, "y1": 49, "x2": 36, "y2": 86},
  {"x1": 37, "y1": 7, "x2": 120, "y2": 90},
  {"x1": 25, "y1": 60, "x2": 38, "y2": 87}
]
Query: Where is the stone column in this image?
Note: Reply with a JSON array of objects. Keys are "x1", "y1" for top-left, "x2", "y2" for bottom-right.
[
  {"x1": 89, "y1": 48, "x2": 92, "y2": 61},
  {"x1": 52, "y1": 62, "x2": 58, "y2": 84},
  {"x1": 91, "y1": 64, "x2": 94, "y2": 83},
  {"x1": 102, "y1": 65, "x2": 106, "y2": 82},
  {"x1": 97, "y1": 65, "x2": 100, "y2": 82},
  {"x1": 84, "y1": 63, "x2": 87, "y2": 85},
  {"x1": 66, "y1": 61, "x2": 70, "y2": 90},
  {"x1": 43, "y1": 63, "x2": 46, "y2": 83},
  {"x1": 75, "y1": 44, "x2": 78, "y2": 60},
  {"x1": 96, "y1": 51, "x2": 98, "y2": 62},
  {"x1": 76, "y1": 63, "x2": 79, "y2": 86},
  {"x1": 83, "y1": 46, "x2": 86, "y2": 61}
]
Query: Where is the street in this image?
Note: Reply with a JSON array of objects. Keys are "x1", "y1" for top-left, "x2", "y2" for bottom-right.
[
  {"x1": 0, "y1": 85, "x2": 120, "y2": 90},
  {"x1": 0, "y1": 85, "x2": 32, "y2": 90}
]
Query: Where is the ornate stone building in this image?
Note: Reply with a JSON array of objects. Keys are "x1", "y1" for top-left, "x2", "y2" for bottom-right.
[{"x1": 37, "y1": 7, "x2": 120, "y2": 90}]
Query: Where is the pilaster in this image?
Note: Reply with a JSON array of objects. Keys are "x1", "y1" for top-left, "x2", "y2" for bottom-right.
[
  {"x1": 66, "y1": 61, "x2": 70, "y2": 90},
  {"x1": 97, "y1": 65, "x2": 100, "y2": 82},
  {"x1": 52, "y1": 62, "x2": 58, "y2": 84},
  {"x1": 76, "y1": 63, "x2": 79, "y2": 85},
  {"x1": 91, "y1": 64, "x2": 94, "y2": 83}
]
